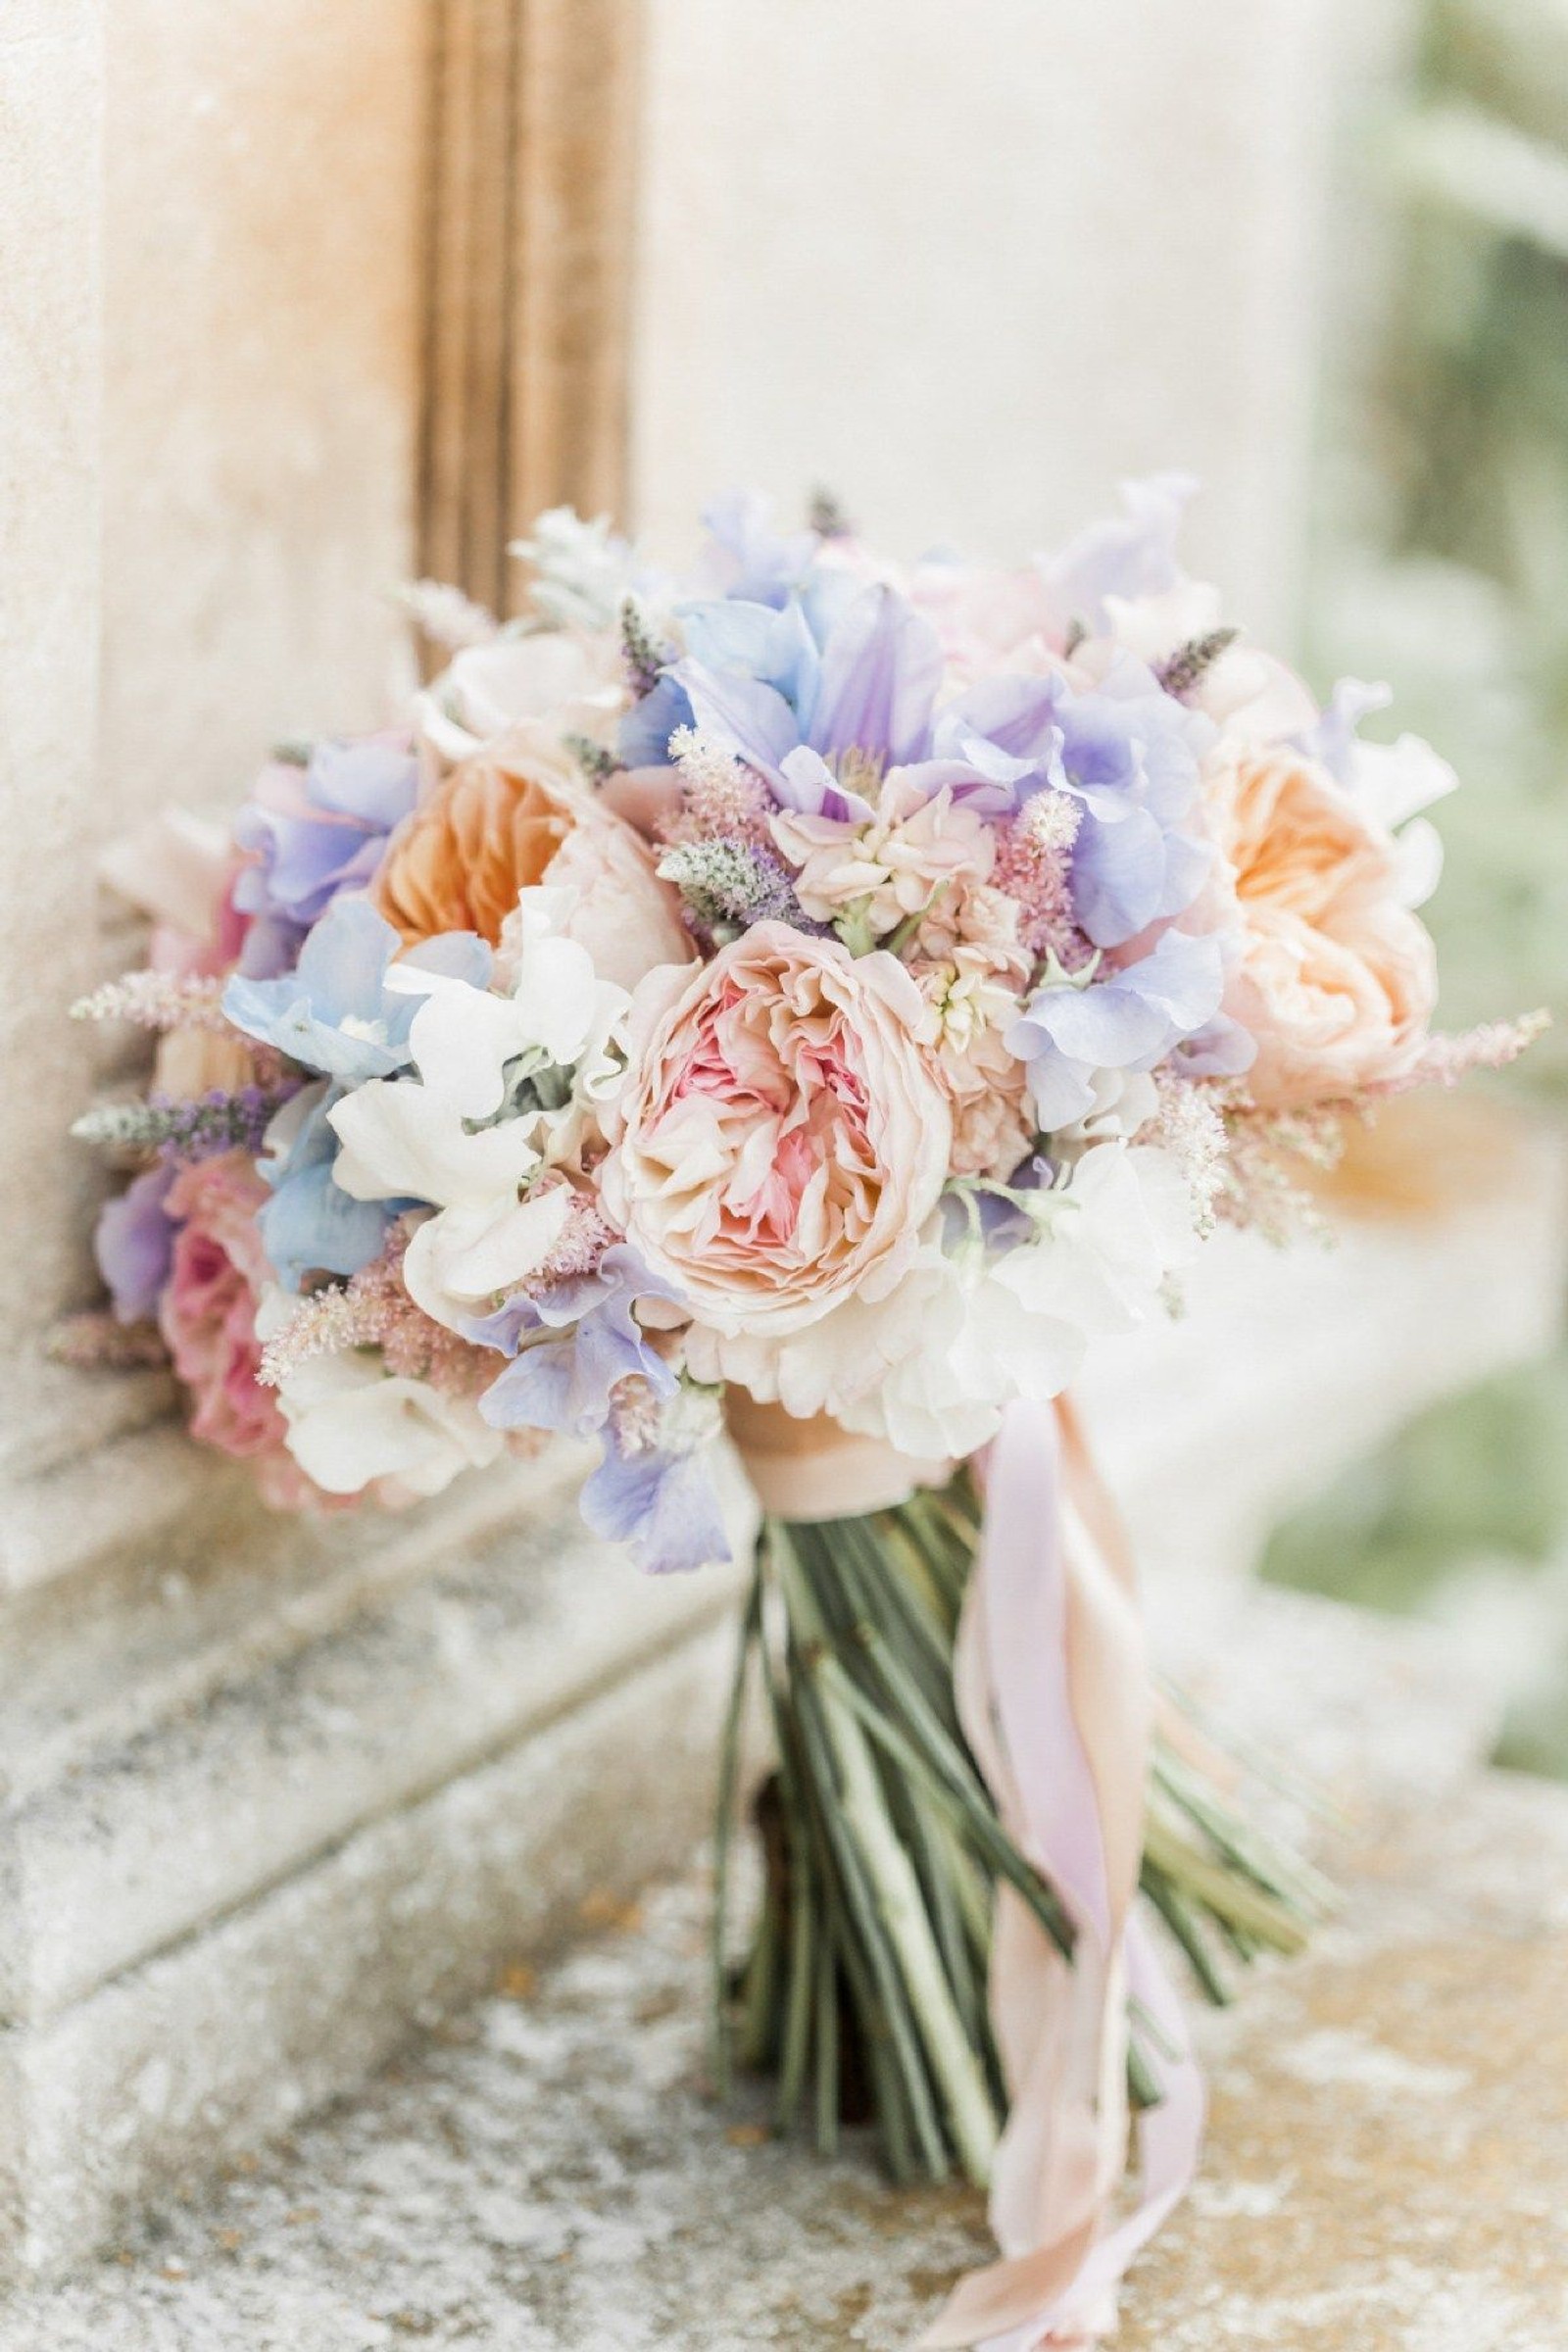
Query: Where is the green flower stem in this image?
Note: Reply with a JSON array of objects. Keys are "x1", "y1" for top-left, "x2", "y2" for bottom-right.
[{"x1": 774, "y1": 1527, "x2": 1001, "y2": 2185}]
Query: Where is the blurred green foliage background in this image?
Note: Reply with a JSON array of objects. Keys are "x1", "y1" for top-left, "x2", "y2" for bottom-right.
[{"x1": 1267, "y1": 0, "x2": 1568, "y2": 1775}]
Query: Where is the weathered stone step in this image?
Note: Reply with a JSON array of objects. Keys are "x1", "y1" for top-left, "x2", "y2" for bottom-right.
[{"x1": 6, "y1": 1629, "x2": 1563, "y2": 2351}]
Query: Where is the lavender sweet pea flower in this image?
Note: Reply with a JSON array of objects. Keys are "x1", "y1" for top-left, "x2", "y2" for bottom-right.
[
  {"x1": 580, "y1": 1416, "x2": 730, "y2": 1576},
  {"x1": 94, "y1": 1162, "x2": 178, "y2": 1322},
  {"x1": 233, "y1": 739, "x2": 418, "y2": 978},
  {"x1": 1169, "y1": 1012, "x2": 1257, "y2": 1082},
  {"x1": 471, "y1": 1247, "x2": 683, "y2": 1437},
  {"x1": 222, "y1": 898, "x2": 489, "y2": 1086},
  {"x1": 665, "y1": 581, "x2": 945, "y2": 790},
  {"x1": 1298, "y1": 676, "x2": 1392, "y2": 783},
  {"x1": 688, "y1": 488, "x2": 821, "y2": 610},
  {"x1": 911, "y1": 658, "x2": 1212, "y2": 947},
  {"x1": 1037, "y1": 471, "x2": 1197, "y2": 632},
  {"x1": 1009, "y1": 928, "x2": 1227, "y2": 1132}
]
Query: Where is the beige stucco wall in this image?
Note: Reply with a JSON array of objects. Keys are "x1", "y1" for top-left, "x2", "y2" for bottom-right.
[
  {"x1": 0, "y1": 2, "x2": 427, "y2": 1483},
  {"x1": 99, "y1": 1, "x2": 428, "y2": 831},
  {"x1": 632, "y1": 0, "x2": 1338, "y2": 643}
]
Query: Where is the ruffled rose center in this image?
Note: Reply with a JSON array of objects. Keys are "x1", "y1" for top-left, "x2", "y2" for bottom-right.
[{"x1": 652, "y1": 968, "x2": 880, "y2": 1279}]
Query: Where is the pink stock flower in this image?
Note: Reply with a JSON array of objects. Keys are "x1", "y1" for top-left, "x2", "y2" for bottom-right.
[
  {"x1": 159, "y1": 1153, "x2": 327, "y2": 1509},
  {"x1": 605, "y1": 924, "x2": 951, "y2": 1340}
]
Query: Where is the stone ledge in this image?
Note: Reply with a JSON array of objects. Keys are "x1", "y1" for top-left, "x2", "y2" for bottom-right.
[
  {"x1": 6, "y1": 1692, "x2": 1562, "y2": 2345},
  {"x1": 0, "y1": 1619, "x2": 736, "y2": 2280},
  {"x1": 3, "y1": 1473, "x2": 743, "y2": 2024}
]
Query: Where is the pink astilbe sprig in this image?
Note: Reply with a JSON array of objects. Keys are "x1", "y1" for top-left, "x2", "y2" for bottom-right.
[
  {"x1": 72, "y1": 971, "x2": 233, "y2": 1034},
  {"x1": 992, "y1": 791, "x2": 1094, "y2": 968},
  {"x1": 523, "y1": 1193, "x2": 620, "y2": 1291},
  {"x1": 661, "y1": 725, "x2": 774, "y2": 852},
  {"x1": 259, "y1": 1220, "x2": 494, "y2": 1396}
]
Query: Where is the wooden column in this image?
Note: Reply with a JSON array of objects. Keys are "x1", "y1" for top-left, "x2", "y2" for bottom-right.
[{"x1": 418, "y1": 0, "x2": 644, "y2": 616}]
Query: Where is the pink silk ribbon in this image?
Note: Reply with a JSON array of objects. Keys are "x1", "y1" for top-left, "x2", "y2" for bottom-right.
[{"x1": 919, "y1": 1397, "x2": 1205, "y2": 2350}]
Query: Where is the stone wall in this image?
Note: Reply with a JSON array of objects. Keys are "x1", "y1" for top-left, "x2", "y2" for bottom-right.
[{"x1": 632, "y1": 0, "x2": 1339, "y2": 638}]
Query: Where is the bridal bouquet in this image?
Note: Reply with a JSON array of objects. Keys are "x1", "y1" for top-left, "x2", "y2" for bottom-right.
[{"x1": 69, "y1": 480, "x2": 1539, "y2": 2346}]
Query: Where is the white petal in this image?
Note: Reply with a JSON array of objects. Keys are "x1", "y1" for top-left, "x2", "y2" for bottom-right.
[
  {"x1": 401, "y1": 1186, "x2": 573, "y2": 1329},
  {"x1": 329, "y1": 1081, "x2": 539, "y2": 1207}
]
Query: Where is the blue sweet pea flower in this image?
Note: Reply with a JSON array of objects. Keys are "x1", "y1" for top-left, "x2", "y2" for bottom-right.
[
  {"x1": 222, "y1": 898, "x2": 490, "y2": 1086},
  {"x1": 257, "y1": 1081, "x2": 406, "y2": 1292},
  {"x1": 470, "y1": 1248, "x2": 684, "y2": 1437},
  {"x1": 1009, "y1": 928, "x2": 1229, "y2": 1131}
]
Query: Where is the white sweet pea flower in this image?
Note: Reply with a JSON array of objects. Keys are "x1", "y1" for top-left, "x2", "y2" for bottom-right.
[
  {"x1": 276, "y1": 1351, "x2": 503, "y2": 1498},
  {"x1": 254, "y1": 1285, "x2": 503, "y2": 1500},
  {"x1": 687, "y1": 1141, "x2": 1198, "y2": 1466},
  {"x1": 327, "y1": 890, "x2": 630, "y2": 1331}
]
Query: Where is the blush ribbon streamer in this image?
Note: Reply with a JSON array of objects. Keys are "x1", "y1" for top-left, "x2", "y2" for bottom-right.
[{"x1": 920, "y1": 1396, "x2": 1205, "y2": 2350}]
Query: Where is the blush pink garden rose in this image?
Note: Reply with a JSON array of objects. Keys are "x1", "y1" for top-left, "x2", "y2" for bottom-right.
[
  {"x1": 605, "y1": 923, "x2": 952, "y2": 1343},
  {"x1": 159, "y1": 1153, "x2": 325, "y2": 1508},
  {"x1": 1215, "y1": 746, "x2": 1439, "y2": 1106}
]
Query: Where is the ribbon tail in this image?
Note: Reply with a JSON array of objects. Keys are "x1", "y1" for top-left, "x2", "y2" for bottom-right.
[{"x1": 921, "y1": 1397, "x2": 1203, "y2": 2351}]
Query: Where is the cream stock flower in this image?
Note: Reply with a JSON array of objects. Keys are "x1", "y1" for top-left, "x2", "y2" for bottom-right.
[
  {"x1": 914, "y1": 952, "x2": 1034, "y2": 1180},
  {"x1": 605, "y1": 923, "x2": 951, "y2": 1341},
  {"x1": 769, "y1": 770, "x2": 995, "y2": 939}
]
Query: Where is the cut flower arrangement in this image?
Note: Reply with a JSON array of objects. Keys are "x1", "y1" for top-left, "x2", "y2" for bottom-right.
[{"x1": 66, "y1": 480, "x2": 1540, "y2": 2347}]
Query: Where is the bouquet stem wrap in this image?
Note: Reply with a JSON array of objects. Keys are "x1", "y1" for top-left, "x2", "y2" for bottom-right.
[{"x1": 926, "y1": 1399, "x2": 1203, "y2": 2348}]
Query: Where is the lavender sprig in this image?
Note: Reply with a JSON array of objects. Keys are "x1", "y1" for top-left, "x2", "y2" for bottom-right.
[
  {"x1": 620, "y1": 597, "x2": 668, "y2": 698},
  {"x1": 73, "y1": 1084, "x2": 297, "y2": 1162},
  {"x1": 658, "y1": 838, "x2": 809, "y2": 939},
  {"x1": 1158, "y1": 628, "x2": 1239, "y2": 700}
]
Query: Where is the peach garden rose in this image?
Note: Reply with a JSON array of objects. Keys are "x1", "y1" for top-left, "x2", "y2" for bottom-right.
[
  {"x1": 604, "y1": 922, "x2": 952, "y2": 1341},
  {"x1": 372, "y1": 721, "x2": 692, "y2": 992},
  {"x1": 1216, "y1": 745, "x2": 1439, "y2": 1106}
]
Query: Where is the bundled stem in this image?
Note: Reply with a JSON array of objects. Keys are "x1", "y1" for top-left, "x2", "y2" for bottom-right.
[{"x1": 713, "y1": 1471, "x2": 1330, "y2": 2186}]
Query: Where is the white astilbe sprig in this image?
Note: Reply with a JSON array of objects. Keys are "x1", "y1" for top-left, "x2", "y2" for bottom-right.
[
  {"x1": 1371, "y1": 1009, "x2": 1549, "y2": 1095},
  {"x1": 1152, "y1": 1073, "x2": 1230, "y2": 1237}
]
